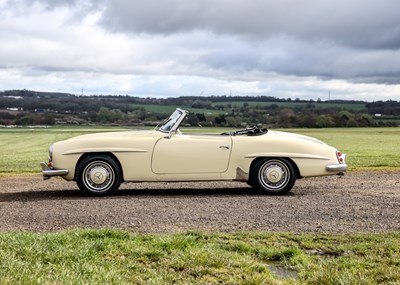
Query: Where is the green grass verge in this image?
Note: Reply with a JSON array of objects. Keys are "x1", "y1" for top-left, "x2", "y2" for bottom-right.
[
  {"x1": 0, "y1": 229, "x2": 398, "y2": 284},
  {"x1": 0, "y1": 127, "x2": 399, "y2": 174}
]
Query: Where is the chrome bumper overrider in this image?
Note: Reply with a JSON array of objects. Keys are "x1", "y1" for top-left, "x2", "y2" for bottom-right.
[{"x1": 40, "y1": 162, "x2": 68, "y2": 180}]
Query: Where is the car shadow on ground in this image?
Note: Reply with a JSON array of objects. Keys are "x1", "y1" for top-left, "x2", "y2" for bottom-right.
[{"x1": 0, "y1": 186, "x2": 291, "y2": 202}]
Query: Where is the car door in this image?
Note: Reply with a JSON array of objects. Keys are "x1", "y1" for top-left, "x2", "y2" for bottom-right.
[{"x1": 151, "y1": 134, "x2": 232, "y2": 174}]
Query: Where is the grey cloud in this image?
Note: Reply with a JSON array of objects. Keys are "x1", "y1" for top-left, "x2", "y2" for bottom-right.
[
  {"x1": 99, "y1": 0, "x2": 400, "y2": 50},
  {"x1": 3, "y1": 0, "x2": 400, "y2": 88},
  {"x1": 4, "y1": 0, "x2": 102, "y2": 17},
  {"x1": 18, "y1": 0, "x2": 97, "y2": 8},
  {"x1": 198, "y1": 35, "x2": 400, "y2": 84},
  {"x1": 8, "y1": 0, "x2": 400, "y2": 50}
]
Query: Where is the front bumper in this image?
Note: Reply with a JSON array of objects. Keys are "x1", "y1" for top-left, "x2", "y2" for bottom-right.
[{"x1": 40, "y1": 162, "x2": 68, "y2": 180}]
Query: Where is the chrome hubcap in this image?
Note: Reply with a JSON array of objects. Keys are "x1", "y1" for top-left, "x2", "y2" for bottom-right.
[
  {"x1": 259, "y1": 160, "x2": 290, "y2": 190},
  {"x1": 265, "y1": 166, "x2": 284, "y2": 183},
  {"x1": 83, "y1": 161, "x2": 115, "y2": 193},
  {"x1": 89, "y1": 167, "x2": 108, "y2": 185}
]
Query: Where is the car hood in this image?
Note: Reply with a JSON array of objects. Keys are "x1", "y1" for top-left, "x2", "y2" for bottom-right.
[{"x1": 271, "y1": 131, "x2": 325, "y2": 145}]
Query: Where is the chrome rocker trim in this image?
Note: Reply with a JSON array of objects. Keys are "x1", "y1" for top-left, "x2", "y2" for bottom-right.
[{"x1": 40, "y1": 161, "x2": 68, "y2": 180}]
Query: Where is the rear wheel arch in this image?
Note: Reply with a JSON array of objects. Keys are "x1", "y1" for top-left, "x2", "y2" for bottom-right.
[
  {"x1": 248, "y1": 157, "x2": 300, "y2": 194},
  {"x1": 249, "y1": 157, "x2": 301, "y2": 180}
]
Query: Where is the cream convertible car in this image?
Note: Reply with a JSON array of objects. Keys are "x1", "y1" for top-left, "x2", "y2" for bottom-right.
[{"x1": 41, "y1": 108, "x2": 347, "y2": 196}]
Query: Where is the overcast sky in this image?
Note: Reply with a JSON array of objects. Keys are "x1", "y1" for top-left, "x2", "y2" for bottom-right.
[{"x1": 1, "y1": 0, "x2": 400, "y2": 101}]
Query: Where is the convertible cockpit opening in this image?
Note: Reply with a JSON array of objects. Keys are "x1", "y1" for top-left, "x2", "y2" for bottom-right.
[
  {"x1": 157, "y1": 109, "x2": 268, "y2": 137},
  {"x1": 221, "y1": 126, "x2": 268, "y2": 136}
]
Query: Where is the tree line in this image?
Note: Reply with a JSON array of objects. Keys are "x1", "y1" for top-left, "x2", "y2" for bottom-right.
[{"x1": 0, "y1": 89, "x2": 399, "y2": 128}]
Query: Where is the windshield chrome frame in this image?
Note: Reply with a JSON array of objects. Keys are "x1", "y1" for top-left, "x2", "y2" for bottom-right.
[{"x1": 159, "y1": 108, "x2": 188, "y2": 133}]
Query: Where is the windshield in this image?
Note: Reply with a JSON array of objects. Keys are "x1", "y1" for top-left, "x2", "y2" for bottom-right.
[{"x1": 159, "y1": 109, "x2": 183, "y2": 133}]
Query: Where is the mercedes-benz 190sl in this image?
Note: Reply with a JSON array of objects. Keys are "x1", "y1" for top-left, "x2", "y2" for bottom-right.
[{"x1": 40, "y1": 108, "x2": 347, "y2": 196}]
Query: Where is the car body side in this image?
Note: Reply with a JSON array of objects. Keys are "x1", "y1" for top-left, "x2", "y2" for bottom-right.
[{"x1": 49, "y1": 129, "x2": 342, "y2": 183}]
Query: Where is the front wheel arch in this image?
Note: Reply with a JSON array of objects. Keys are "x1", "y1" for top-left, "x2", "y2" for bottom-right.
[
  {"x1": 74, "y1": 152, "x2": 124, "y2": 182},
  {"x1": 75, "y1": 153, "x2": 123, "y2": 196}
]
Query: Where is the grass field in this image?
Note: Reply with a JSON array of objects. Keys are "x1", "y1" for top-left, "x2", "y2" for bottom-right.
[
  {"x1": 0, "y1": 229, "x2": 398, "y2": 284},
  {"x1": 211, "y1": 101, "x2": 367, "y2": 111},
  {"x1": 0, "y1": 127, "x2": 128, "y2": 174},
  {"x1": 132, "y1": 104, "x2": 225, "y2": 115},
  {"x1": 280, "y1": 128, "x2": 400, "y2": 171},
  {"x1": 1, "y1": 127, "x2": 398, "y2": 174}
]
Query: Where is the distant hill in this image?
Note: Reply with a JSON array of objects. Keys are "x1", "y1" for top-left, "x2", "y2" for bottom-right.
[{"x1": 0, "y1": 89, "x2": 73, "y2": 98}]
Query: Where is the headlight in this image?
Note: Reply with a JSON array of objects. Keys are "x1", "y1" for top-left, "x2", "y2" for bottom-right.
[{"x1": 48, "y1": 144, "x2": 54, "y2": 162}]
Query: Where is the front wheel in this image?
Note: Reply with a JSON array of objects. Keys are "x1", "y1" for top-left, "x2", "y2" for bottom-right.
[
  {"x1": 76, "y1": 155, "x2": 122, "y2": 196},
  {"x1": 251, "y1": 158, "x2": 296, "y2": 194}
]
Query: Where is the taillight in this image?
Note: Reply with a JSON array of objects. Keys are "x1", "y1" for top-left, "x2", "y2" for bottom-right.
[
  {"x1": 48, "y1": 144, "x2": 54, "y2": 162},
  {"x1": 337, "y1": 151, "x2": 344, "y2": 163}
]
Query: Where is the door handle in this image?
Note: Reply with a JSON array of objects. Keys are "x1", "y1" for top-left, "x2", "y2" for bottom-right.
[{"x1": 219, "y1": 146, "x2": 230, "y2": 149}]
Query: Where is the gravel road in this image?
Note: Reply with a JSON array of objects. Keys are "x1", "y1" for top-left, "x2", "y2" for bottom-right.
[{"x1": 0, "y1": 172, "x2": 399, "y2": 233}]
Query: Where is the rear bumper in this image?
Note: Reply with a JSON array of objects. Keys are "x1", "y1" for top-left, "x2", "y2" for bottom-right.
[
  {"x1": 326, "y1": 163, "x2": 347, "y2": 172},
  {"x1": 40, "y1": 161, "x2": 68, "y2": 180}
]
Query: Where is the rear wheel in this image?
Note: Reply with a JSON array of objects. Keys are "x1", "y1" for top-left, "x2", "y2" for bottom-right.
[
  {"x1": 251, "y1": 158, "x2": 296, "y2": 194},
  {"x1": 76, "y1": 155, "x2": 122, "y2": 196}
]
